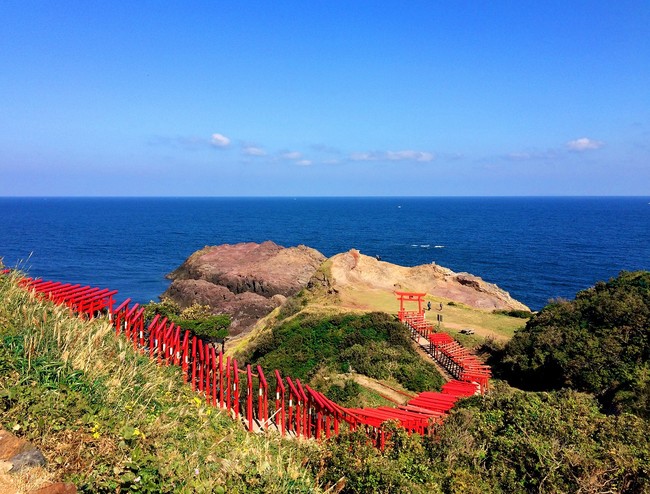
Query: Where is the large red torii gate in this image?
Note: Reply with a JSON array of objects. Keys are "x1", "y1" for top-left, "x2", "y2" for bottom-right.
[{"x1": 395, "y1": 291, "x2": 427, "y2": 322}]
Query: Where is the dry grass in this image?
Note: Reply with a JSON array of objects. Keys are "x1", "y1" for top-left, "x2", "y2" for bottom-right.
[{"x1": 0, "y1": 272, "x2": 323, "y2": 492}]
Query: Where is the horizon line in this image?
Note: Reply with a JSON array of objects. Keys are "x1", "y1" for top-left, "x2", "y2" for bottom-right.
[{"x1": 1, "y1": 194, "x2": 649, "y2": 200}]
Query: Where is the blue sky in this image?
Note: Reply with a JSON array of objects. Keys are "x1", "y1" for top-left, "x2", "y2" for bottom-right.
[{"x1": 1, "y1": 1, "x2": 648, "y2": 196}]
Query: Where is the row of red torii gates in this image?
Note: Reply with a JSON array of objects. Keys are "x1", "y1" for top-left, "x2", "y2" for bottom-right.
[
  {"x1": 396, "y1": 291, "x2": 491, "y2": 393},
  {"x1": 11, "y1": 273, "x2": 490, "y2": 448}
]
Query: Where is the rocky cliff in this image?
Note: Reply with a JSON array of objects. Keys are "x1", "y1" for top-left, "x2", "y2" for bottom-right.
[
  {"x1": 164, "y1": 241, "x2": 326, "y2": 334},
  {"x1": 163, "y1": 242, "x2": 529, "y2": 335}
]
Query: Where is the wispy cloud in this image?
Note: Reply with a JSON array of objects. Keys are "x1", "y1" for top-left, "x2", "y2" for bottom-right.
[
  {"x1": 386, "y1": 150, "x2": 435, "y2": 162},
  {"x1": 503, "y1": 150, "x2": 558, "y2": 161},
  {"x1": 566, "y1": 137, "x2": 603, "y2": 151},
  {"x1": 242, "y1": 145, "x2": 266, "y2": 156},
  {"x1": 210, "y1": 133, "x2": 231, "y2": 148},
  {"x1": 280, "y1": 151, "x2": 303, "y2": 160},
  {"x1": 349, "y1": 150, "x2": 435, "y2": 162}
]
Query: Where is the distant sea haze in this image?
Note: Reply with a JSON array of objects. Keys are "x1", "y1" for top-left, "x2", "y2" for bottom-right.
[{"x1": 1, "y1": 197, "x2": 649, "y2": 311}]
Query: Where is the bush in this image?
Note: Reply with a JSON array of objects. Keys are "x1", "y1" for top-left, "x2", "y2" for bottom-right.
[
  {"x1": 276, "y1": 296, "x2": 304, "y2": 320},
  {"x1": 246, "y1": 312, "x2": 444, "y2": 392},
  {"x1": 492, "y1": 309, "x2": 533, "y2": 319},
  {"x1": 427, "y1": 385, "x2": 650, "y2": 493},
  {"x1": 178, "y1": 315, "x2": 230, "y2": 341},
  {"x1": 497, "y1": 271, "x2": 650, "y2": 418},
  {"x1": 325, "y1": 380, "x2": 361, "y2": 406}
]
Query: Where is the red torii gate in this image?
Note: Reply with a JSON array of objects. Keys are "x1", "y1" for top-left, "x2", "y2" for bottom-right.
[{"x1": 395, "y1": 291, "x2": 426, "y2": 322}]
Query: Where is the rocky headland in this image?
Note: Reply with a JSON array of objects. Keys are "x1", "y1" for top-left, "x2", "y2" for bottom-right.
[
  {"x1": 164, "y1": 241, "x2": 326, "y2": 334},
  {"x1": 162, "y1": 241, "x2": 528, "y2": 335},
  {"x1": 325, "y1": 249, "x2": 529, "y2": 311}
]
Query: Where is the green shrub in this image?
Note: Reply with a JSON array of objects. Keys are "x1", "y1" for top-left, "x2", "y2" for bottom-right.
[
  {"x1": 246, "y1": 312, "x2": 443, "y2": 393},
  {"x1": 276, "y1": 296, "x2": 304, "y2": 320},
  {"x1": 177, "y1": 315, "x2": 230, "y2": 341},
  {"x1": 143, "y1": 300, "x2": 231, "y2": 342},
  {"x1": 325, "y1": 380, "x2": 361, "y2": 406},
  {"x1": 492, "y1": 309, "x2": 533, "y2": 319},
  {"x1": 498, "y1": 271, "x2": 650, "y2": 418},
  {"x1": 428, "y1": 384, "x2": 650, "y2": 493}
]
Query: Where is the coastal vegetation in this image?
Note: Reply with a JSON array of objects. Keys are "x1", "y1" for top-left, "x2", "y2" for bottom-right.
[
  {"x1": 0, "y1": 273, "x2": 317, "y2": 492},
  {"x1": 496, "y1": 270, "x2": 650, "y2": 419},
  {"x1": 314, "y1": 384, "x2": 650, "y2": 493},
  {"x1": 238, "y1": 311, "x2": 444, "y2": 404},
  {"x1": 2, "y1": 269, "x2": 650, "y2": 493},
  {"x1": 143, "y1": 298, "x2": 231, "y2": 342}
]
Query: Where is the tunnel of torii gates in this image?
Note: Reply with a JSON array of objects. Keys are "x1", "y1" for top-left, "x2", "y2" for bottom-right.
[{"x1": 395, "y1": 290, "x2": 491, "y2": 394}]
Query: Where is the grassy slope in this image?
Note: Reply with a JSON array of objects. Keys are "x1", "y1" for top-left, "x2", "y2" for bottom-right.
[
  {"x1": 339, "y1": 290, "x2": 526, "y2": 343},
  {"x1": 302, "y1": 259, "x2": 527, "y2": 345},
  {"x1": 232, "y1": 260, "x2": 526, "y2": 405},
  {"x1": 0, "y1": 273, "x2": 320, "y2": 493}
]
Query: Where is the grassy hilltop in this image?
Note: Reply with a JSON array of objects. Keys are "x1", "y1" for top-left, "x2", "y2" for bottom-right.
[{"x1": 2, "y1": 270, "x2": 650, "y2": 493}]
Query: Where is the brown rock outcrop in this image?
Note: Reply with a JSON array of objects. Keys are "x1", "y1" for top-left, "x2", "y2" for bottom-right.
[
  {"x1": 0, "y1": 428, "x2": 46, "y2": 472},
  {"x1": 164, "y1": 241, "x2": 326, "y2": 334},
  {"x1": 162, "y1": 242, "x2": 529, "y2": 336},
  {"x1": 327, "y1": 250, "x2": 529, "y2": 311}
]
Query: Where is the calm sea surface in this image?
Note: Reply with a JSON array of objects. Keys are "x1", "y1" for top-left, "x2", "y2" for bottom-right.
[{"x1": 1, "y1": 197, "x2": 648, "y2": 310}]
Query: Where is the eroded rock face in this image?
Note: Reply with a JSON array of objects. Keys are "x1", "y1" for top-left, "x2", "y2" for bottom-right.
[
  {"x1": 164, "y1": 241, "x2": 326, "y2": 334},
  {"x1": 162, "y1": 242, "x2": 529, "y2": 336},
  {"x1": 327, "y1": 250, "x2": 530, "y2": 311}
]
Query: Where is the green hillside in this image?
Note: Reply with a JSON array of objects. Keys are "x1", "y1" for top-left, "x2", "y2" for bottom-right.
[
  {"x1": 2, "y1": 271, "x2": 650, "y2": 493},
  {"x1": 237, "y1": 310, "x2": 444, "y2": 407}
]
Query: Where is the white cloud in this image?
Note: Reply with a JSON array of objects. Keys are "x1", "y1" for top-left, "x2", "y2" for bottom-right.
[
  {"x1": 506, "y1": 152, "x2": 533, "y2": 161},
  {"x1": 566, "y1": 137, "x2": 603, "y2": 151},
  {"x1": 386, "y1": 150, "x2": 435, "y2": 162},
  {"x1": 281, "y1": 151, "x2": 303, "y2": 160},
  {"x1": 296, "y1": 160, "x2": 312, "y2": 166},
  {"x1": 349, "y1": 150, "x2": 435, "y2": 162},
  {"x1": 210, "y1": 133, "x2": 231, "y2": 148},
  {"x1": 242, "y1": 145, "x2": 266, "y2": 156}
]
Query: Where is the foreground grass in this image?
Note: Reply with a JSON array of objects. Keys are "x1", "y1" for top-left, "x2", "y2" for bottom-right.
[{"x1": 0, "y1": 273, "x2": 320, "y2": 493}]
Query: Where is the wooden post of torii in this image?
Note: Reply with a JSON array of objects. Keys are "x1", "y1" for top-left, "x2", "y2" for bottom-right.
[{"x1": 395, "y1": 291, "x2": 427, "y2": 322}]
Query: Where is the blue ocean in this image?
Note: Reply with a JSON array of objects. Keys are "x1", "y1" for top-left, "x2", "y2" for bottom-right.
[{"x1": 1, "y1": 197, "x2": 649, "y2": 311}]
